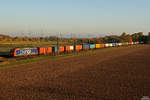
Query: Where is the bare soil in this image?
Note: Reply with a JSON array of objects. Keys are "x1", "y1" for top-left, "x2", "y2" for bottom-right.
[{"x1": 0, "y1": 45, "x2": 149, "y2": 100}]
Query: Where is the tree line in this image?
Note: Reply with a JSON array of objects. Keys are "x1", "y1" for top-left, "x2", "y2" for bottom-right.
[
  {"x1": 0, "y1": 32, "x2": 149, "y2": 44},
  {"x1": 75, "y1": 32, "x2": 148, "y2": 44}
]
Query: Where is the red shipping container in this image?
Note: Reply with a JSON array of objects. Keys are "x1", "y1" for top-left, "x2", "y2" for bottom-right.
[
  {"x1": 65, "y1": 46, "x2": 70, "y2": 52},
  {"x1": 101, "y1": 44, "x2": 105, "y2": 48},
  {"x1": 124, "y1": 42, "x2": 127, "y2": 46},
  {"x1": 59, "y1": 46, "x2": 65, "y2": 52},
  {"x1": 129, "y1": 42, "x2": 132, "y2": 45},
  {"x1": 47, "y1": 47, "x2": 52, "y2": 53},
  {"x1": 75, "y1": 45, "x2": 82, "y2": 51},
  {"x1": 39, "y1": 47, "x2": 52, "y2": 55},
  {"x1": 79, "y1": 45, "x2": 82, "y2": 50},
  {"x1": 39, "y1": 47, "x2": 45, "y2": 54}
]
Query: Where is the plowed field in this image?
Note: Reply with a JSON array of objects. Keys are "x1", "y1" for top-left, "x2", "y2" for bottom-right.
[{"x1": 0, "y1": 45, "x2": 150, "y2": 100}]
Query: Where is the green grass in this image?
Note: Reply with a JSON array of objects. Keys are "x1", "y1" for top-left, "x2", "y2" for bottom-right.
[
  {"x1": 0, "y1": 41, "x2": 70, "y2": 52},
  {"x1": 0, "y1": 47, "x2": 11, "y2": 52},
  {"x1": 0, "y1": 45, "x2": 142, "y2": 68}
]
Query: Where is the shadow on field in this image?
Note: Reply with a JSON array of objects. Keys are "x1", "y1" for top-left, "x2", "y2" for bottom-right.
[{"x1": 0, "y1": 52, "x2": 9, "y2": 58}]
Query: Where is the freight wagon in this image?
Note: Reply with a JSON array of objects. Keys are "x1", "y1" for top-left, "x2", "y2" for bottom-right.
[
  {"x1": 101, "y1": 44, "x2": 105, "y2": 48},
  {"x1": 95, "y1": 44, "x2": 101, "y2": 49},
  {"x1": 108, "y1": 43, "x2": 113, "y2": 47},
  {"x1": 115, "y1": 43, "x2": 119, "y2": 46},
  {"x1": 74, "y1": 45, "x2": 82, "y2": 51},
  {"x1": 129, "y1": 42, "x2": 133, "y2": 45},
  {"x1": 38, "y1": 47, "x2": 52, "y2": 55},
  {"x1": 118, "y1": 43, "x2": 122, "y2": 46},
  {"x1": 59, "y1": 46, "x2": 65, "y2": 53},
  {"x1": 83, "y1": 44, "x2": 90, "y2": 50},
  {"x1": 105, "y1": 43, "x2": 109, "y2": 47},
  {"x1": 65, "y1": 45, "x2": 74, "y2": 52},
  {"x1": 52, "y1": 46, "x2": 65, "y2": 54},
  {"x1": 52, "y1": 46, "x2": 59, "y2": 53},
  {"x1": 70, "y1": 46, "x2": 74, "y2": 51},
  {"x1": 136, "y1": 42, "x2": 139, "y2": 45},
  {"x1": 89, "y1": 44, "x2": 95, "y2": 49}
]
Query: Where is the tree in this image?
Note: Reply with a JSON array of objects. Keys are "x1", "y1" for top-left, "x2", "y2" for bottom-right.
[
  {"x1": 14, "y1": 37, "x2": 23, "y2": 41},
  {"x1": 103, "y1": 36, "x2": 109, "y2": 43},
  {"x1": 148, "y1": 32, "x2": 150, "y2": 36},
  {"x1": 120, "y1": 32, "x2": 127, "y2": 42},
  {"x1": 23, "y1": 37, "x2": 30, "y2": 42},
  {"x1": 137, "y1": 32, "x2": 143, "y2": 36},
  {"x1": 126, "y1": 34, "x2": 132, "y2": 42},
  {"x1": 131, "y1": 32, "x2": 144, "y2": 42}
]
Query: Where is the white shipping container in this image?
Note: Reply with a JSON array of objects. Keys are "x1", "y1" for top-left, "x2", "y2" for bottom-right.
[
  {"x1": 70, "y1": 46, "x2": 74, "y2": 50},
  {"x1": 109, "y1": 43, "x2": 113, "y2": 47},
  {"x1": 105, "y1": 43, "x2": 109, "y2": 47},
  {"x1": 119, "y1": 43, "x2": 122, "y2": 46},
  {"x1": 131, "y1": 42, "x2": 134, "y2": 45},
  {"x1": 115, "y1": 43, "x2": 119, "y2": 46}
]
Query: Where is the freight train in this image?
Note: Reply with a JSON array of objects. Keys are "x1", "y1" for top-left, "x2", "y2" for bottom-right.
[{"x1": 9, "y1": 42, "x2": 140, "y2": 57}]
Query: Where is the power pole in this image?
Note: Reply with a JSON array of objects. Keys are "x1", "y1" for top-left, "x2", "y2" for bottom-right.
[{"x1": 57, "y1": 33, "x2": 59, "y2": 47}]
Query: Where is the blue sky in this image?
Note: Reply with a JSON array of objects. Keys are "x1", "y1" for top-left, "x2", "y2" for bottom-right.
[{"x1": 0, "y1": 0, "x2": 150, "y2": 36}]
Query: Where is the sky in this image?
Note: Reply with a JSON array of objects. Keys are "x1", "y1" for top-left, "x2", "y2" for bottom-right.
[{"x1": 0, "y1": 0, "x2": 150, "y2": 37}]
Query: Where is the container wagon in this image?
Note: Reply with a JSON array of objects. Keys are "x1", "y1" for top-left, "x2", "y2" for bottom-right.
[
  {"x1": 101, "y1": 44, "x2": 105, "y2": 48},
  {"x1": 83, "y1": 44, "x2": 90, "y2": 50},
  {"x1": 74, "y1": 45, "x2": 82, "y2": 51},
  {"x1": 59, "y1": 46, "x2": 65, "y2": 53},
  {"x1": 89, "y1": 44, "x2": 95, "y2": 49},
  {"x1": 105, "y1": 43, "x2": 109, "y2": 48},
  {"x1": 95, "y1": 44, "x2": 101, "y2": 49},
  {"x1": 38, "y1": 47, "x2": 52, "y2": 55},
  {"x1": 65, "y1": 45, "x2": 74, "y2": 53}
]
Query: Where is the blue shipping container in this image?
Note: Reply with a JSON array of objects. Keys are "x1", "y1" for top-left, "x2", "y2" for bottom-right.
[
  {"x1": 89, "y1": 44, "x2": 95, "y2": 49},
  {"x1": 115, "y1": 43, "x2": 119, "y2": 46},
  {"x1": 83, "y1": 44, "x2": 90, "y2": 50}
]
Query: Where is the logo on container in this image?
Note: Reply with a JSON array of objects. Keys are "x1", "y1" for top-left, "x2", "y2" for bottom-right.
[{"x1": 141, "y1": 96, "x2": 150, "y2": 100}]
